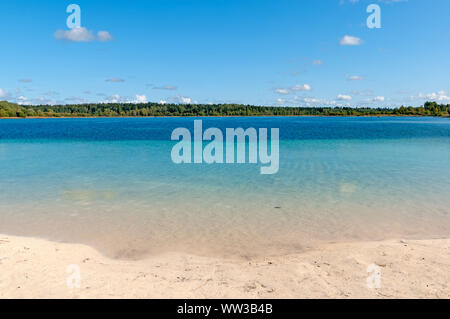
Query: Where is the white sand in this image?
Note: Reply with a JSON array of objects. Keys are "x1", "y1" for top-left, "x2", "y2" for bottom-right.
[{"x1": 0, "y1": 234, "x2": 448, "y2": 299}]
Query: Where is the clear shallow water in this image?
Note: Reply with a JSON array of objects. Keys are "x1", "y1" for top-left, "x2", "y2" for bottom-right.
[{"x1": 0, "y1": 117, "x2": 449, "y2": 259}]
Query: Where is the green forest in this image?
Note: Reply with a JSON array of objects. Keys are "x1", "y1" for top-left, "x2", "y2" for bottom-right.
[{"x1": 0, "y1": 100, "x2": 449, "y2": 118}]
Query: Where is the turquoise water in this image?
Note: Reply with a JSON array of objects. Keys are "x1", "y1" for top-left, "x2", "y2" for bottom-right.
[{"x1": 0, "y1": 117, "x2": 449, "y2": 259}]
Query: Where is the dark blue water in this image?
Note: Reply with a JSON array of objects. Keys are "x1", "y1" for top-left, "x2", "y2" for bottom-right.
[{"x1": 0, "y1": 117, "x2": 448, "y2": 141}]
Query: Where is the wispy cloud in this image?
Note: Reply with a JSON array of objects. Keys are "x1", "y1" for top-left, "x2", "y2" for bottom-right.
[
  {"x1": 64, "y1": 96, "x2": 86, "y2": 103},
  {"x1": 274, "y1": 84, "x2": 312, "y2": 95},
  {"x1": 337, "y1": 94, "x2": 353, "y2": 101},
  {"x1": 274, "y1": 88, "x2": 290, "y2": 95},
  {"x1": 283, "y1": 96, "x2": 339, "y2": 107},
  {"x1": 347, "y1": 75, "x2": 364, "y2": 81},
  {"x1": 54, "y1": 27, "x2": 113, "y2": 42},
  {"x1": 291, "y1": 84, "x2": 312, "y2": 92},
  {"x1": 0, "y1": 88, "x2": 11, "y2": 99},
  {"x1": 105, "y1": 78, "x2": 125, "y2": 83},
  {"x1": 301, "y1": 97, "x2": 338, "y2": 106},
  {"x1": 172, "y1": 96, "x2": 192, "y2": 104},
  {"x1": 97, "y1": 31, "x2": 113, "y2": 42},
  {"x1": 55, "y1": 27, "x2": 95, "y2": 42},
  {"x1": 312, "y1": 60, "x2": 324, "y2": 66},
  {"x1": 17, "y1": 96, "x2": 29, "y2": 105},
  {"x1": 153, "y1": 85, "x2": 177, "y2": 91},
  {"x1": 339, "y1": 35, "x2": 362, "y2": 46},
  {"x1": 417, "y1": 91, "x2": 450, "y2": 101},
  {"x1": 134, "y1": 94, "x2": 148, "y2": 103},
  {"x1": 100, "y1": 94, "x2": 148, "y2": 104}
]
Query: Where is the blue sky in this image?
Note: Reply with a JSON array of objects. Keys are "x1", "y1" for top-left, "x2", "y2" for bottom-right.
[{"x1": 1, "y1": 0, "x2": 449, "y2": 107}]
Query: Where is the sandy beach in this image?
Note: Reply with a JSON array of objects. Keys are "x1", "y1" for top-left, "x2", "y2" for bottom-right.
[{"x1": 0, "y1": 234, "x2": 448, "y2": 299}]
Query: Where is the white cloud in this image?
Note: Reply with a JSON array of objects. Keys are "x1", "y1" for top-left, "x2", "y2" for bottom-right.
[
  {"x1": 301, "y1": 97, "x2": 337, "y2": 106},
  {"x1": 179, "y1": 96, "x2": 192, "y2": 104},
  {"x1": 274, "y1": 84, "x2": 311, "y2": 95},
  {"x1": 100, "y1": 94, "x2": 148, "y2": 105},
  {"x1": 303, "y1": 97, "x2": 320, "y2": 103},
  {"x1": 134, "y1": 95, "x2": 148, "y2": 103},
  {"x1": 274, "y1": 88, "x2": 290, "y2": 95},
  {"x1": 169, "y1": 96, "x2": 192, "y2": 104},
  {"x1": 291, "y1": 84, "x2": 312, "y2": 92},
  {"x1": 111, "y1": 94, "x2": 122, "y2": 103},
  {"x1": 64, "y1": 96, "x2": 87, "y2": 104},
  {"x1": 35, "y1": 97, "x2": 56, "y2": 105},
  {"x1": 312, "y1": 60, "x2": 324, "y2": 65},
  {"x1": 55, "y1": 27, "x2": 113, "y2": 42},
  {"x1": 347, "y1": 75, "x2": 364, "y2": 81},
  {"x1": 97, "y1": 31, "x2": 113, "y2": 42},
  {"x1": 337, "y1": 94, "x2": 352, "y2": 101},
  {"x1": 14, "y1": 95, "x2": 57, "y2": 106},
  {"x1": 418, "y1": 91, "x2": 450, "y2": 101},
  {"x1": 103, "y1": 94, "x2": 122, "y2": 103},
  {"x1": 285, "y1": 96, "x2": 338, "y2": 106},
  {"x1": 19, "y1": 79, "x2": 32, "y2": 83},
  {"x1": 17, "y1": 96, "x2": 29, "y2": 105},
  {"x1": 339, "y1": 35, "x2": 362, "y2": 46},
  {"x1": 373, "y1": 96, "x2": 385, "y2": 102},
  {"x1": 0, "y1": 89, "x2": 11, "y2": 99},
  {"x1": 159, "y1": 100, "x2": 167, "y2": 105},
  {"x1": 55, "y1": 27, "x2": 95, "y2": 42}
]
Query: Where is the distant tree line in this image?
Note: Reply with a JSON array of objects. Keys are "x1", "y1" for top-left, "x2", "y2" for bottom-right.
[{"x1": 0, "y1": 100, "x2": 449, "y2": 118}]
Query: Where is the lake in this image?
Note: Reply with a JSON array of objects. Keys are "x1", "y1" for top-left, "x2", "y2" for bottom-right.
[{"x1": 0, "y1": 117, "x2": 449, "y2": 259}]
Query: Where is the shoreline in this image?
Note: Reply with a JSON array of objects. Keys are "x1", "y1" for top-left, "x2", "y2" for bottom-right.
[
  {"x1": 1, "y1": 115, "x2": 448, "y2": 119},
  {"x1": 1, "y1": 234, "x2": 448, "y2": 299}
]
